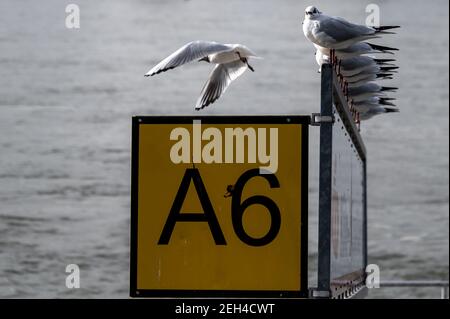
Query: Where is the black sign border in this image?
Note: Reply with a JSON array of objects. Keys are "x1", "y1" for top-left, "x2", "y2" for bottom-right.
[{"x1": 130, "y1": 115, "x2": 310, "y2": 298}]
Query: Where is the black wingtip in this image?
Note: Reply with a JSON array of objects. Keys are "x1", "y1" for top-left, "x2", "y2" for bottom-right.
[
  {"x1": 385, "y1": 107, "x2": 400, "y2": 113},
  {"x1": 375, "y1": 25, "x2": 401, "y2": 32},
  {"x1": 380, "y1": 98, "x2": 396, "y2": 107},
  {"x1": 367, "y1": 43, "x2": 400, "y2": 52},
  {"x1": 374, "y1": 58, "x2": 396, "y2": 64},
  {"x1": 381, "y1": 86, "x2": 398, "y2": 92},
  {"x1": 377, "y1": 73, "x2": 394, "y2": 79},
  {"x1": 380, "y1": 66, "x2": 400, "y2": 72}
]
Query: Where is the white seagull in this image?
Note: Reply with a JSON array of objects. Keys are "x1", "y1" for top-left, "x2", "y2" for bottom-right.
[
  {"x1": 314, "y1": 42, "x2": 399, "y2": 58},
  {"x1": 333, "y1": 42, "x2": 399, "y2": 59},
  {"x1": 338, "y1": 56, "x2": 397, "y2": 77},
  {"x1": 352, "y1": 96, "x2": 397, "y2": 113},
  {"x1": 302, "y1": 6, "x2": 399, "y2": 50},
  {"x1": 315, "y1": 50, "x2": 397, "y2": 76},
  {"x1": 345, "y1": 71, "x2": 395, "y2": 88},
  {"x1": 348, "y1": 82, "x2": 397, "y2": 102},
  {"x1": 145, "y1": 40, "x2": 260, "y2": 110}
]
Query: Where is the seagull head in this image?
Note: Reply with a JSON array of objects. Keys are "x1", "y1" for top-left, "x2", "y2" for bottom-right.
[{"x1": 304, "y1": 6, "x2": 321, "y2": 19}]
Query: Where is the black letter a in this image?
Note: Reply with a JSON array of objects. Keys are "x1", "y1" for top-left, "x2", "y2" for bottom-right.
[{"x1": 158, "y1": 168, "x2": 226, "y2": 245}]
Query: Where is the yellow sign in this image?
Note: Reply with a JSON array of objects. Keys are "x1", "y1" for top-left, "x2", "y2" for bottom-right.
[{"x1": 130, "y1": 116, "x2": 309, "y2": 297}]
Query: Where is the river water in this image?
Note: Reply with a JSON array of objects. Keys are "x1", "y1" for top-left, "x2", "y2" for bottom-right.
[{"x1": 0, "y1": 0, "x2": 448, "y2": 298}]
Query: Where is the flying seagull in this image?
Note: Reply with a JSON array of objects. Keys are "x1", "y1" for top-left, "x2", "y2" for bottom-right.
[
  {"x1": 302, "y1": 6, "x2": 399, "y2": 49},
  {"x1": 145, "y1": 40, "x2": 260, "y2": 110}
]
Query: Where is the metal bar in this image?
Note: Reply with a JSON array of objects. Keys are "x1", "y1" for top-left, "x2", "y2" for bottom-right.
[
  {"x1": 380, "y1": 281, "x2": 449, "y2": 287},
  {"x1": 363, "y1": 160, "x2": 368, "y2": 272},
  {"x1": 379, "y1": 281, "x2": 449, "y2": 299},
  {"x1": 317, "y1": 64, "x2": 333, "y2": 293}
]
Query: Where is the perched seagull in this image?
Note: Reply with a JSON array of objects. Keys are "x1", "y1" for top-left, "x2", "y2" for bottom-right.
[
  {"x1": 346, "y1": 73, "x2": 394, "y2": 88},
  {"x1": 302, "y1": 6, "x2": 399, "y2": 50},
  {"x1": 315, "y1": 50, "x2": 397, "y2": 76},
  {"x1": 352, "y1": 96, "x2": 397, "y2": 113},
  {"x1": 314, "y1": 42, "x2": 398, "y2": 57},
  {"x1": 315, "y1": 50, "x2": 331, "y2": 68},
  {"x1": 348, "y1": 82, "x2": 397, "y2": 102},
  {"x1": 334, "y1": 42, "x2": 398, "y2": 58},
  {"x1": 145, "y1": 40, "x2": 260, "y2": 110},
  {"x1": 338, "y1": 56, "x2": 397, "y2": 77},
  {"x1": 359, "y1": 105, "x2": 399, "y2": 121}
]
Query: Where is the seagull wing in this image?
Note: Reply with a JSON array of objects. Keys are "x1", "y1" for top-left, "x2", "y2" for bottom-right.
[
  {"x1": 316, "y1": 17, "x2": 375, "y2": 43},
  {"x1": 195, "y1": 60, "x2": 248, "y2": 110},
  {"x1": 145, "y1": 41, "x2": 233, "y2": 76}
]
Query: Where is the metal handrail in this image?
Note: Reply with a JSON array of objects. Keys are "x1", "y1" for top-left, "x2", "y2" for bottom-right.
[{"x1": 379, "y1": 280, "x2": 449, "y2": 299}]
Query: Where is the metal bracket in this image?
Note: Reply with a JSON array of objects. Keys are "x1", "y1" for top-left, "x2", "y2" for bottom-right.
[{"x1": 310, "y1": 113, "x2": 334, "y2": 126}]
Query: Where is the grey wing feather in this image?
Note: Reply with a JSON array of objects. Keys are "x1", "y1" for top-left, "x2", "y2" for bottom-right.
[
  {"x1": 195, "y1": 60, "x2": 247, "y2": 110},
  {"x1": 145, "y1": 41, "x2": 233, "y2": 76},
  {"x1": 340, "y1": 56, "x2": 375, "y2": 70},
  {"x1": 318, "y1": 17, "x2": 374, "y2": 42}
]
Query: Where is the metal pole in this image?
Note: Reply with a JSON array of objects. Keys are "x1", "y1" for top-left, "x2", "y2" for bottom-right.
[
  {"x1": 316, "y1": 64, "x2": 333, "y2": 296},
  {"x1": 442, "y1": 286, "x2": 449, "y2": 299}
]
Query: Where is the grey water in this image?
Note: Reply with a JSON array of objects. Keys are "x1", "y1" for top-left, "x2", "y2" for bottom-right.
[{"x1": 0, "y1": 0, "x2": 448, "y2": 298}]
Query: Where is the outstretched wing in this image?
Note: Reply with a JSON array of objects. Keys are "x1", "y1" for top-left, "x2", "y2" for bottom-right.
[
  {"x1": 145, "y1": 41, "x2": 233, "y2": 76},
  {"x1": 195, "y1": 60, "x2": 248, "y2": 110}
]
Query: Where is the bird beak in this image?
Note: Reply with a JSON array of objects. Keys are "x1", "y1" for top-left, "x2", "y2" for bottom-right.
[{"x1": 247, "y1": 63, "x2": 255, "y2": 72}]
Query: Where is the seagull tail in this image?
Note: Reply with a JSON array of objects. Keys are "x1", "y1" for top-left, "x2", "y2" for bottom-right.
[
  {"x1": 374, "y1": 25, "x2": 400, "y2": 34},
  {"x1": 380, "y1": 66, "x2": 399, "y2": 72},
  {"x1": 374, "y1": 58, "x2": 396, "y2": 64},
  {"x1": 384, "y1": 106, "x2": 399, "y2": 113},
  {"x1": 367, "y1": 43, "x2": 399, "y2": 53},
  {"x1": 380, "y1": 86, "x2": 398, "y2": 92},
  {"x1": 377, "y1": 73, "x2": 394, "y2": 80},
  {"x1": 380, "y1": 98, "x2": 396, "y2": 107}
]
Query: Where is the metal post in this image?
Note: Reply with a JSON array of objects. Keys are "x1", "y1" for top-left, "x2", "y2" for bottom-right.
[
  {"x1": 316, "y1": 64, "x2": 333, "y2": 296},
  {"x1": 441, "y1": 286, "x2": 449, "y2": 299}
]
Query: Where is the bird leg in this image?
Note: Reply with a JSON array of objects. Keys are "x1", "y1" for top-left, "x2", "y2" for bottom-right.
[
  {"x1": 237, "y1": 52, "x2": 254, "y2": 72},
  {"x1": 356, "y1": 112, "x2": 361, "y2": 129},
  {"x1": 246, "y1": 60, "x2": 255, "y2": 72}
]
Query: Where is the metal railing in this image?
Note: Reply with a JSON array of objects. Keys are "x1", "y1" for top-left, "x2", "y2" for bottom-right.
[{"x1": 380, "y1": 280, "x2": 449, "y2": 299}]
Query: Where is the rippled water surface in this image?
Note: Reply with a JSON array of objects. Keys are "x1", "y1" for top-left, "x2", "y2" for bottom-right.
[{"x1": 0, "y1": 0, "x2": 448, "y2": 298}]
